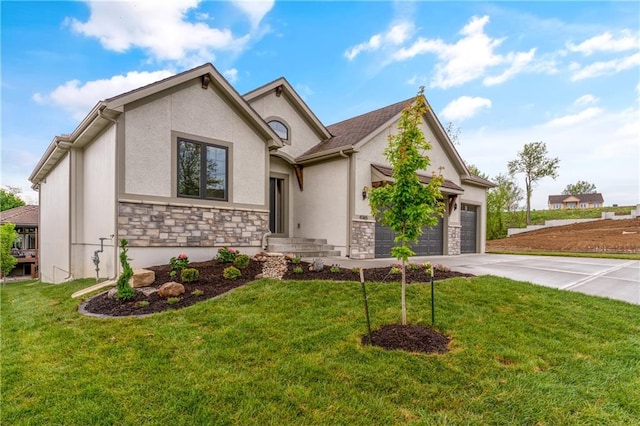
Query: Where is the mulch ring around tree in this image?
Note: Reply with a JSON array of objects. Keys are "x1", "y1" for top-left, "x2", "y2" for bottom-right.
[
  {"x1": 362, "y1": 324, "x2": 451, "y2": 354},
  {"x1": 80, "y1": 258, "x2": 474, "y2": 318}
]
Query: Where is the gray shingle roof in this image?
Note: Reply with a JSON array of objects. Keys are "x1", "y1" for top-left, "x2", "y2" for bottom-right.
[
  {"x1": 548, "y1": 193, "x2": 604, "y2": 204},
  {"x1": 300, "y1": 98, "x2": 413, "y2": 157}
]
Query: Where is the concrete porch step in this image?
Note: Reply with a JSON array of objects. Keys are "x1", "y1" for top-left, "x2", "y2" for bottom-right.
[{"x1": 266, "y1": 237, "x2": 339, "y2": 258}]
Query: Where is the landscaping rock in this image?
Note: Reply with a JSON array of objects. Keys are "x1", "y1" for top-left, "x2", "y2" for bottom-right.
[
  {"x1": 312, "y1": 258, "x2": 324, "y2": 272},
  {"x1": 262, "y1": 254, "x2": 288, "y2": 279},
  {"x1": 107, "y1": 288, "x2": 118, "y2": 299},
  {"x1": 129, "y1": 269, "x2": 155, "y2": 288},
  {"x1": 158, "y1": 282, "x2": 185, "y2": 298},
  {"x1": 253, "y1": 252, "x2": 268, "y2": 262}
]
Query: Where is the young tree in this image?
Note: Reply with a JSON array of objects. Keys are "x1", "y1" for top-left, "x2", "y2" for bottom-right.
[
  {"x1": 1, "y1": 186, "x2": 26, "y2": 211},
  {"x1": 369, "y1": 87, "x2": 445, "y2": 325},
  {"x1": 562, "y1": 181, "x2": 597, "y2": 195},
  {"x1": 486, "y1": 173, "x2": 523, "y2": 239},
  {"x1": 508, "y1": 141, "x2": 560, "y2": 225},
  {"x1": 1, "y1": 223, "x2": 19, "y2": 279}
]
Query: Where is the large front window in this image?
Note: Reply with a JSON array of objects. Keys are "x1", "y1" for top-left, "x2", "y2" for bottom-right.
[{"x1": 177, "y1": 138, "x2": 227, "y2": 200}]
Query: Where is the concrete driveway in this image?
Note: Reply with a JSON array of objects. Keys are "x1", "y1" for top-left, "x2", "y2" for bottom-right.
[{"x1": 315, "y1": 253, "x2": 640, "y2": 305}]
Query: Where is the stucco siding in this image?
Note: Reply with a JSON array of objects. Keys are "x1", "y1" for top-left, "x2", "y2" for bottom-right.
[
  {"x1": 39, "y1": 154, "x2": 70, "y2": 283},
  {"x1": 124, "y1": 81, "x2": 266, "y2": 205},
  {"x1": 76, "y1": 126, "x2": 117, "y2": 279},
  {"x1": 249, "y1": 94, "x2": 324, "y2": 159},
  {"x1": 354, "y1": 120, "x2": 459, "y2": 218},
  {"x1": 293, "y1": 158, "x2": 349, "y2": 253}
]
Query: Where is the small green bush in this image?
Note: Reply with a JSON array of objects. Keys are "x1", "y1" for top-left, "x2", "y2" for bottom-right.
[
  {"x1": 191, "y1": 289, "x2": 204, "y2": 296},
  {"x1": 351, "y1": 267, "x2": 360, "y2": 274},
  {"x1": 407, "y1": 263, "x2": 421, "y2": 270},
  {"x1": 223, "y1": 266, "x2": 241, "y2": 280},
  {"x1": 291, "y1": 257, "x2": 301, "y2": 264},
  {"x1": 166, "y1": 297, "x2": 181, "y2": 305},
  {"x1": 233, "y1": 254, "x2": 250, "y2": 269},
  {"x1": 135, "y1": 300, "x2": 149, "y2": 308},
  {"x1": 330, "y1": 265, "x2": 340, "y2": 273},
  {"x1": 293, "y1": 266, "x2": 304, "y2": 274},
  {"x1": 217, "y1": 247, "x2": 238, "y2": 263},
  {"x1": 181, "y1": 268, "x2": 199, "y2": 283},
  {"x1": 389, "y1": 265, "x2": 402, "y2": 275}
]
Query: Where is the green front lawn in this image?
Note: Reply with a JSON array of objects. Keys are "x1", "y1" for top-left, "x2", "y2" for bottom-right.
[{"x1": 2, "y1": 277, "x2": 639, "y2": 425}]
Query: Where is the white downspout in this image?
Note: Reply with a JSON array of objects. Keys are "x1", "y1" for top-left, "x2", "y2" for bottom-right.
[{"x1": 339, "y1": 150, "x2": 353, "y2": 257}]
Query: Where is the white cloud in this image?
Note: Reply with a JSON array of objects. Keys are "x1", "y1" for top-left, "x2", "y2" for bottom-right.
[
  {"x1": 295, "y1": 83, "x2": 314, "y2": 100},
  {"x1": 345, "y1": 22, "x2": 413, "y2": 60},
  {"x1": 223, "y1": 68, "x2": 239, "y2": 83},
  {"x1": 574, "y1": 94, "x2": 598, "y2": 106},
  {"x1": 570, "y1": 52, "x2": 640, "y2": 81},
  {"x1": 567, "y1": 30, "x2": 640, "y2": 56},
  {"x1": 67, "y1": 0, "x2": 271, "y2": 65},
  {"x1": 33, "y1": 70, "x2": 174, "y2": 120},
  {"x1": 231, "y1": 0, "x2": 274, "y2": 29},
  {"x1": 392, "y1": 15, "x2": 541, "y2": 89},
  {"x1": 440, "y1": 96, "x2": 492, "y2": 122},
  {"x1": 543, "y1": 107, "x2": 603, "y2": 127}
]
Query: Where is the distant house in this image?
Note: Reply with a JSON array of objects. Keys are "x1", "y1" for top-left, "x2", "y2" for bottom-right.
[
  {"x1": 0, "y1": 205, "x2": 39, "y2": 277},
  {"x1": 29, "y1": 63, "x2": 493, "y2": 283},
  {"x1": 548, "y1": 193, "x2": 604, "y2": 210}
]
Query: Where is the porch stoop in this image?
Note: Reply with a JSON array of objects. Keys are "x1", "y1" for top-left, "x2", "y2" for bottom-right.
[{"x1": 266, "y1": 237, "x2": 341, "y2": 258}]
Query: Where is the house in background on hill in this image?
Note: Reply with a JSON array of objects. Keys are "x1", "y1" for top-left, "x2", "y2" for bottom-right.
[
  {"x1": 548, "y1": 193, "x2": 604, "y2": 210},
  {"x1": 0, "y1": 205, "x2": 39, "y2": 277},
  {"x1": 29, "y1": 63, "x2": 492, "y2": 283}
]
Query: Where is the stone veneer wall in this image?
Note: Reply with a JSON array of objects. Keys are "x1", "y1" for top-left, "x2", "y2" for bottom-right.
[
  {"x1": 447, "y1": 225, "x2": 461, "y2": 255},
  {"x1": 118, "y1": 202, "x2": 268, "y2": 247},
  {"x1": 350, "y1": 219, "x2": 375, "y2": 259}
]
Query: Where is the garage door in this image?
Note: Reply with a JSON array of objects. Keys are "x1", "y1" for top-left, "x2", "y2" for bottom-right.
[
  {"x1": 375, "y1": 216, "x2": 444, "y2": 258},
  {"x1": 460, "y1": 205, "x2": 477, "y2": 254}
]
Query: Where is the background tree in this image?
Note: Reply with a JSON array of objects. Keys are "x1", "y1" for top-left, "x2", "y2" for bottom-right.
[
  {"x1": 562, "y1": 180, "x2": 597, "y2": 195},
  {"x1": 1, "y1": 223, "x2": 19, "y2": 279},
  {"x1": 444, "y1": 122, "x2": 461, "y2": 145},
  {"x1": 369, "y1": 87, "x2": 444, "y2": 325},
  {"x1": 508, "y1": 141, "x2": 560, "y2": 225},
  {"x1": 1, "y1": 186, "x2": 26, "y2": 211},
  {"x1": 486, "y1": 173, "x2": 523, "y2": 239}
]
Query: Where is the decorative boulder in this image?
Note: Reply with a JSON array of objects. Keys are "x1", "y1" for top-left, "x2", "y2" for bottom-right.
[
  {"x1": 158, "y1": 282, "x2": 185, "y2": 298},
  {"x1": 129, "y1": 269, "x2": 155, "y2": 288},
  {"x1": 312, "y1": 258, "x2": 324, "y2": 272}
]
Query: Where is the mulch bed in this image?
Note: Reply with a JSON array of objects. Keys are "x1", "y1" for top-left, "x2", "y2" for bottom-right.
[
  {"x1": 363, "y1": 324, "x2": 451, "y2": 354},
  {"x1": 80, "y1": 258, "x2": 470, "y2": 353}
]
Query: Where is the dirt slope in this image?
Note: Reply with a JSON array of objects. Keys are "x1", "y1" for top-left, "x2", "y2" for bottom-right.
[{"x1": 487, "y1": 218, "x2": 640, "y2": 253}]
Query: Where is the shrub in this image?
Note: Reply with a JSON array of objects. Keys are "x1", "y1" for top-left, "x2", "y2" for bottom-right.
[
  {"x1": 170, "y1": 254, "x2": 189, "y2": 277},
  {"x1": 330, "y1": 265, "x2": 340, "y2": 273},
  {"x1": 191, "y1": 289, "x2": 204, "y2": 296},
  {"x1": 422, "y1": 262, "x2": 433, "y2": 275},
  {"x1": 166, "y1": 297, "x2": 181, "y2": 305},
  {"x1": 351, "y1": 267, "x2": 360, "y2": 274},
  {"x1": 135, "y1": 301, "x2": 150, "y2": 308},
  {"x1": 407, "y1": 262, "x2": 421, "y2": 270},
  {"x1": 293, "y1": 266, "x2": 304, "y2": 274},
  {"x1": 0, "y1": 223, "x2": 18, "y2": 278},
  {"x1": 233, "y1": 254, "x2": 250, "y2": 269},
  {"x1": 291, "y1": 257, "x2": 301, "y2": 264},
  {"x1": 223, "y1": 266, "x2": 241, "y2": 280},
  {"x1": 116, "y1": 239, "x2": 135, "y2": 301},
  {"x1": 390, "y1": 265, "x2": 402, "y2": 275},
  {"x1": 181, "y1": 268, "x2": 199, "y2": 283},
  {"x1": 217, "y1": 247, "x2": 238, "y2": 263},
  {"x1": 434, "y1": 263, "x2": 450, "y2": 273}
]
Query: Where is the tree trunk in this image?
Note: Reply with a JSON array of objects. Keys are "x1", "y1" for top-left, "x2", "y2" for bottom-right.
[
  {"x1": 401, "y1": 259, "x2": 407, "y2": 325},
  {"x1": 525, "y1": 179, "x2": 532, "y2": 225}
]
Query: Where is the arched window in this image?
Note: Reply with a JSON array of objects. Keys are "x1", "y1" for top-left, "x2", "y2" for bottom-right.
[{"x1": 268, "y1": 120, "x2": 289, "y2": 141}]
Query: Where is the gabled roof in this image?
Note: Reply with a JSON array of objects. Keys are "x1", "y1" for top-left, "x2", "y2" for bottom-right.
[
  {"x1": 301, "y1": 98, "x2": 411, "y2": 158},
  {"x1": 462, "y1": 174, "x2": 496, "y2": 188},
  {"x1": 243, "y1": 77, "x2": 331, "y2": 140},
  {"x1": 0, "y1": 205, "x2": 39, "y2": 226},
  {"x1": 371, "y1": 164, "x2": 464, "y2": 194},
  {"x1": 30, "y1": 63, "x2": 282, "y2": 188},
  {"x1": 548, "y1": 193, "x2": 604, "y2": 204}
]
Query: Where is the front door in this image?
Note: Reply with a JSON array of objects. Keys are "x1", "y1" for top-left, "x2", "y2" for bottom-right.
[{"x1": 269, "y1": 176, "x2": 287, "y2": 236}]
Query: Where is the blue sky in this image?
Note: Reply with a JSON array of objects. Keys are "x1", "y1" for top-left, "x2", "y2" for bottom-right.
[{"x1": 2, "y1": 0, "x2": 639, "y2": 209}]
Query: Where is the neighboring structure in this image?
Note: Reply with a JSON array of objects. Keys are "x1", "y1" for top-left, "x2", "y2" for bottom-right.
[
  {"x1": 29, "y1": 63, "x2": 493, "y2": 283},
  {"x1": 548, "y1": 193, "x2": 604, "y2": 210},
  {"x1": 0, "y1": 205, "x2": 39, "y2": 277}
]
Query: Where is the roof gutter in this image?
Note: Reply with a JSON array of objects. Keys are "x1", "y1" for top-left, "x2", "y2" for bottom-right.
[{"x1": 297, "y1": 145, "x2": 357, "y2": 165}]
